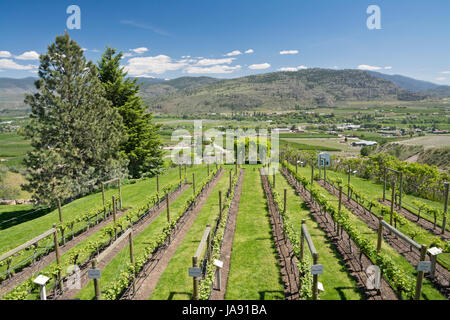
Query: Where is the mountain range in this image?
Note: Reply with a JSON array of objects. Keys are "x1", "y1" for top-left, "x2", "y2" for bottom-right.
[{"x1": 1, "y1": 69, "x2": 449, "y2": 115}]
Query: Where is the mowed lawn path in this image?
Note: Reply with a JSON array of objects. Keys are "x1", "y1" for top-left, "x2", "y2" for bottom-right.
[
  {"x1": 274, "y1": 171, "x2": 363, "y2": 300},
  {"x1": 225, "y1": 166, "x2": 284, "y2": 300},
  {"x1": 149, "y1": 169, "x2": 231, "y2": 300}
]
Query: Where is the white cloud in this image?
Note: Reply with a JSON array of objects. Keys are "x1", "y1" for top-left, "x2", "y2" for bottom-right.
[
  {"x1": 0, "y1": 51, "x2": 12, "y2": 58},
  {"x1": 195, "y1": 58, "x2": 235, "y2": 66},
  {"x1": 248, "y1": 63, "x2": 271, "y2": 70},
  {"x1": 436, "y1": 77, "x2": 446, "y2": 81},
  {"x1": 280, "y1": 50, "x2": 299, "y2": 55},
  {"x1": 15, "y1": 51, "x2": 40, "y2": 60},
  {"x1": 124, "y1": 55, "x2": 187, "y2": 75},
  {"x1": 245, "y1": 49, "x2": 254, "y2": 54},
  {"x1": 358, "y1": 64, "x2": 382, "y2": 71},
  {"x1": 0, "y1": 59, "x2": 37, "y2": 70},
  {"x1": 384, "y1": 66, "x2": 392, "y2": 70},
  {"x1": 224, "y1": 50, "x2": 242, "y2": 57},
  {"x1": 441, "y1": 71, "x2": 450, "y2": 74},
  {"x1": 130, "y1": 47, "x2": 148, "y2": 54},
  {"x1": 185, "y1": 65, "x2": 241, "y2": 74},
  {"x1": 278, "y1": 65, "x2": 307, "y2": 72}
]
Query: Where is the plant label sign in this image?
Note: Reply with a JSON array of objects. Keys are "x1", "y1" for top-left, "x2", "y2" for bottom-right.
[
  {"x1": 311, "y1": 264, "x2": 324, "y2": 275},
  {"x1": 417, "y1": 261, "x2": 431, "y2": 272},
  {"x1": 318, "y1": 153, "x2": 330, "y2": 168},
  {"x1": 88, "y1": 269, "x2": 101, "y2": 279},
  {"x1": 188, "y1": 267, "x2": 202, "y2": 277}
]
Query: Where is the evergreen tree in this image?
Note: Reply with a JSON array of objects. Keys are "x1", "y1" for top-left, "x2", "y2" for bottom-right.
[
  {"x1": 23, "y1": 33, "x2": 128, "y2": 205},
  {"x1": 98, "y1": 47, "x2": 163, "y2": 178}
]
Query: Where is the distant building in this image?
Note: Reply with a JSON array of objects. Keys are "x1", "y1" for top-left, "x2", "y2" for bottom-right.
[{"x1": 351, "y1": 140, "x2": 378, "y2": 147}]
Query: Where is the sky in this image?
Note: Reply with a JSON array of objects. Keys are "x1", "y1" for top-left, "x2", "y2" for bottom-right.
[{"x1": 1, "y1": 0, "x2": 450, "y2": 85}]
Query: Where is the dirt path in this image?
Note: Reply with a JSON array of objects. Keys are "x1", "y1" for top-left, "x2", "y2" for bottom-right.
[
  {"x1": 0, "y1": 204, "x2": 132, "y2": 298},
  {"x1": 210, "y1": 169, "x2": 244, "y2": 300},
  {"x1": 281, "y1": 168, "x2": 398, "y2": 300},
  {"x1": 129, "y1": 169, "x2": 224, "y2": 300},
  {"x1": 379, "y1": 199, "x2": 450, "y2": 241},
  {"x1": 55, "y1": 184, "x2": 190, "y2": 300},
  {"x1": 319, "y1": 179, "x2": 450, "y2": 299},
  {"x1": 260, "y1": 170, "x2": 301, "y2": 300}
]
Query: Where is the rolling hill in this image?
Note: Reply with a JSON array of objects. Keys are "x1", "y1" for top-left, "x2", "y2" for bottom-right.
[
  {"x1": 142, "y1": 69, "x2": 425, "y2": 113},
  {"x1": 0, "y1": 69, "x2": 430, "y2": 115}
]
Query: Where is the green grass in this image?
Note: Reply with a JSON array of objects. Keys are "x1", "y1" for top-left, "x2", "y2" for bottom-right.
[
  {"x1": 76, "y1": 166, "x2": 212, "y2": 300},
  {"x1": 322, "y1": 169, "x2": 450, "y2": 269},
  {"x1": 272, "y1": 171, "x2": 363, "y2": 300},
  {"x1": 225, "y1": 166, "x2": 285, "y2": 300},
  {"x1": 294, "y1": 165, "x2": 446, "y2": 300},
  {"x1": 280, "y1": 139, "x2": 341, "y2": 152},
  {"x1": 149, "y1": 168, "x2": 232, "y2": 300},
  {"x1": 4, "y1": 166, "x2": 210, "y2": 299},
  {"x1": 0, "y1": 166, "x2": 183, "y2": 256}
]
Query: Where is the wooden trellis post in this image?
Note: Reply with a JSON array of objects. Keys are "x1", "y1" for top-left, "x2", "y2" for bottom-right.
[
  {"x1": 166, "y1": 192, "x2": 170, "y2": 222},
  {"x1": 442, "y1": 182, "x2": 449, "y2": 235},
  {"x1": 52, "y1": 224, "x2": 63, "y2": 291},
  {"x1": 118, "y1": 178, "x2": 122, "y2": 210},
  {"x1": 192, "y1": 256, "x2": 199, "y2": 300},
  {"x1": 283, "y1": 189, "x2": 287, "y2": 214},
  {"x1": 383, "y1": 168, "x2": 387, "y2": 202},
  {"x1": 273, "y1": 168, "x2": 276, "y2": 188},
  {"x1": 129, "y1": 230, "x2": 136, "y2": 295},
  {"x1": 414, "y1": 245, "x2": 428, "y2": 300},
  {"x1": 398, "y1": 172, "x2": 403, "y2": 209},
  {"x1": 310, "y1": 164, "x2": 314, "y2": 201},
  {"x1": 101, "y1": 183, "x2": 105, "y2": 206},
  {"x1": 347, "y1": 164, "x2": 351, "y2": 197},
  {"x1": 112, "y1": 196, "x2": 117, "y2": 240},
  {"x1": 390, "y1": 181, "x2": 395, "y2": 225},
  {"x1": 377, "y1": 217, "x2": 384, "y2": 254},
  {"x1": 92, "y1": 259, "x2": 101, "y2": 300},
  {"x1": 57, "y1": 199, "x2": 65, "y2": 244},
  {"x1": 207, "y1": 163, "x2": 210, "y2": 176},
  {"x1": 192, "y1": 173, "x2": 196, "y2": 195},
  {"x1": 156, "y1": 175, "x2": 159, "y2": 194},
  {"x1": 219, "y1": 191, "x2": 222, "y2": 221},
  {"x1": 179, "y1": 164, "x2": 182, "y2": 180},
  {"x1": 229, "y1": 170, "x2": 232, "y2": 193},
  {"x1": 184, "y1": 165, "x2": 187, "y2": 183},
  {"x1": 312, "y1": 252, "x2": 319, "y2": 300}
]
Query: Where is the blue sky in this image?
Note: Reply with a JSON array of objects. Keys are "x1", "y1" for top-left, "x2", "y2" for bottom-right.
[{"x1": 1, "y1": 0, "x2": 450, "y2": 84}]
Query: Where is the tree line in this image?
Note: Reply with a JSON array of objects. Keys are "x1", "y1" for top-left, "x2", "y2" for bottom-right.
[{"x1": 22, "y1": 33, "x2": 162, "y2": 205}]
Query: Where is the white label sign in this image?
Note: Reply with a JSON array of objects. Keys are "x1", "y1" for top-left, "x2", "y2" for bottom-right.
[
  {"x1": 311, "y1": 264, "x2": 324, "y2": 275},
  {"x1": 188, "y1": 267, "x2": 202, "y2": 277},
  {"x1": 417, "y1": 261, "x2": 431, "y2": 272},
  {"x1": 88, "y1": 269, "x2": 101, "y2": 279},
  {"x1": 213, "y1": 259, "x2": 223, "y2": 269}
]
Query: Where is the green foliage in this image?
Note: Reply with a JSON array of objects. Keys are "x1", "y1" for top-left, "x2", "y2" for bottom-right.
[
  {"x1": 283, "y1": 160, "x2": 418, "y2": 299},
  {"x1": 101, "y1": 166, "x2": 221, "y2": 300},
  {"x1": 22, "y1": 33, "x2": 127, "y2": 205},
  {"x1": 98, "y1": 47, "x2": 163, "y2": 179}
]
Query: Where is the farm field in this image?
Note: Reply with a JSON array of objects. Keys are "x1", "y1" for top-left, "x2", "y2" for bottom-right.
[{"x1": 281, "y1": 138, "x2": 359, "y2": 155}]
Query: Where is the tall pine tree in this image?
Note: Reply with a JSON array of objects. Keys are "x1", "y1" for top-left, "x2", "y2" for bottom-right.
[
  {"x1": 23, "y1": 33, "x2": 128, "y2": 205},
  {"x1": 98, "y1": 47, "x2": 163, "y2": 178}
]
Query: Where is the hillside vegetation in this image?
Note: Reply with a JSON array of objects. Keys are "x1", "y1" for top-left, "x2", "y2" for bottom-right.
[
  {"x1": 144, "y1": 69, "x2": 425, "y2": 114},
  {"x1": 0, "y1": 69, "x2": 428, "y2": 115}
]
